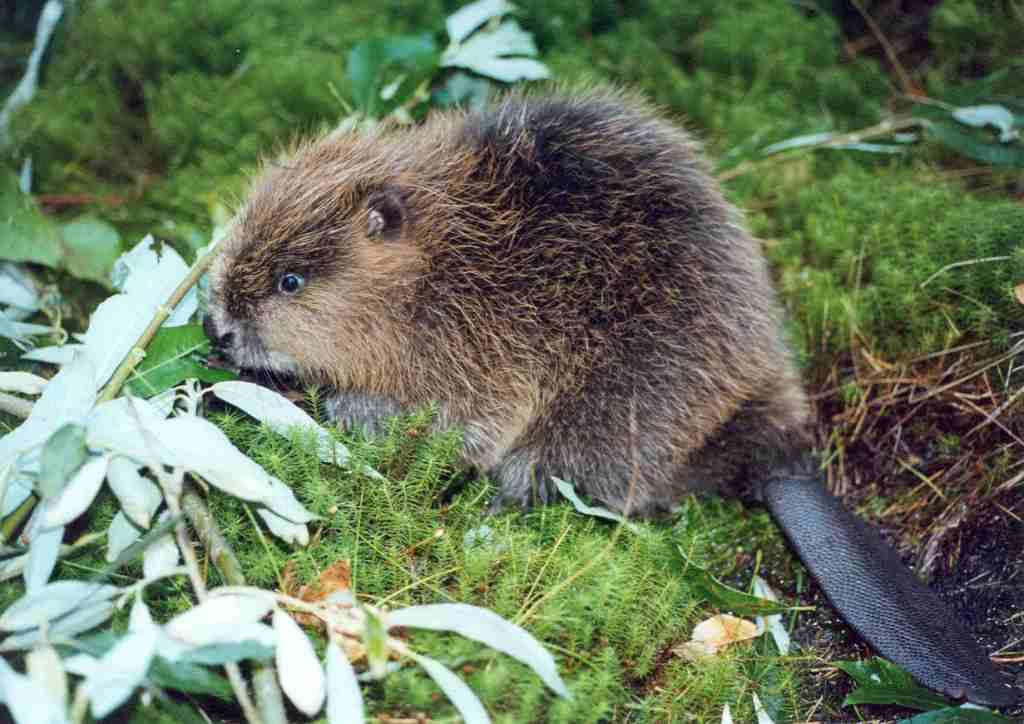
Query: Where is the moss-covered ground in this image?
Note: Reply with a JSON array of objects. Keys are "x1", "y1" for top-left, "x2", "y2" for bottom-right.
[{"x1": 2, "y1": 1, "x2": 1023, "y2": 721}]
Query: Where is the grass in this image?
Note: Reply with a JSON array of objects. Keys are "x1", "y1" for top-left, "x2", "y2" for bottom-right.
[{"x1": 3, "y1": 0, "x2": 1023, "y2": 721}]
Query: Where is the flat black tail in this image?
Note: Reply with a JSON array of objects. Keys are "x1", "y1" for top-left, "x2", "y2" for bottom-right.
[{"x1": 761, "y1": 474, "x2": 1019, "y2": 707}]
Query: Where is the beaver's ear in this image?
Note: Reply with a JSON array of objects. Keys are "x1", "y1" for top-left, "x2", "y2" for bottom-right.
[{"x1": 366, "y1": 188, "x2": 406, "y2": 241}]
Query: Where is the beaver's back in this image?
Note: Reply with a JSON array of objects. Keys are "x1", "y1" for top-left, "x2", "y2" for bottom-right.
[{"x1": 385, "y1": 93, "x2": 811, "y2": 508}]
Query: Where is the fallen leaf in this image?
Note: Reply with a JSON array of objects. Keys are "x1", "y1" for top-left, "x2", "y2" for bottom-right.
[
  {"x1": 280, "y1": 559, "x2": 353, "y2": 628},
  {"x1": 674, "y1": 614, "x2": 758, "y2": 660},
  {"x1": 299, "y1": 560, "x2": 353, "y2": 603}
]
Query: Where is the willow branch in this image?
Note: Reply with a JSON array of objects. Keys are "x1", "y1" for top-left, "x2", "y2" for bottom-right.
[
  {"x1": 716, "y1": 116, "x2": 924, "y2": 182},
  {"x1": 182, "y1": 489, "x2": 288, "y2": 724},
  {"x1": 97, "y1": 245, "x2": 222, "y2": 403}
]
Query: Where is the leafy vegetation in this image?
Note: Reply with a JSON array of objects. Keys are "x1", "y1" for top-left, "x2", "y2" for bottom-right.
[{"x1": 1, "y1": 0, "x2": 1022, "y2": 722}]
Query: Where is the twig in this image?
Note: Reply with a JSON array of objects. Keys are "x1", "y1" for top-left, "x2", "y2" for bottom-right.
[
  {"x1": 97, "y1": 245, "x2": 222, "y2": 403},
  {"x1": 0, "y1": 1, "x2": 64, "y2": 147},
  {"x1": 160, "y1": 479, "x2": 265, "y2": 724},
  {"x1": 0, "y1": 391, "x2": 34, "y2": 419},
  {"x1": 182, "y1": 490, "x2": 288, "y2": 724},
  {"x1": 850, "y1": 0, "x2": 916, "y2": 96},
  {"x1": 918, "y1": 255, "x2": 1012, "y2": 289},
  {"x1": 716, "y1": 117, "x2": 923, "y2": 182}
]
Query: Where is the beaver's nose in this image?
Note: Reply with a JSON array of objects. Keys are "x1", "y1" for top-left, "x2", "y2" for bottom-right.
[{"x1": 203, "y1": 315, "x2": 234, "y2": 347}]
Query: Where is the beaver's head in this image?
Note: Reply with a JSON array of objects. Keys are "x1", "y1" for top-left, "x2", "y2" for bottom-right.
[{"x1": 204, "y1": 132, "x2": 424, "y2": 387}]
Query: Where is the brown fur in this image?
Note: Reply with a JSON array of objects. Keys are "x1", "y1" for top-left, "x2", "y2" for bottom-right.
[{"x1": 206, "y1": 88, "x2": 812, "y2": 515}]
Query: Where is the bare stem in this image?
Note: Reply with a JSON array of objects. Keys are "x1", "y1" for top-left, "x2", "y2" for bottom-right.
[{"x1": 97, "y1": 245, "x2": 222, "y2": 403}]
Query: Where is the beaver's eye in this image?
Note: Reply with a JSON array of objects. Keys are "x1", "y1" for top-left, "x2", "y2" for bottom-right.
[{"x1": 278, "y1": 272, "x2": 305, "y2": 295}]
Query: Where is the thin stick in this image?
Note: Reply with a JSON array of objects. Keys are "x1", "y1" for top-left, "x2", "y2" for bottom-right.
[
  {"x1": 850, "y1": 0, "x2": 916, "y2": 96},
  {"x1": 918, "y1": 255, "x2": 1012, "y2": 289},
  {"x1": 97, "y1": 245, "x2": 222, "y2": 403}
]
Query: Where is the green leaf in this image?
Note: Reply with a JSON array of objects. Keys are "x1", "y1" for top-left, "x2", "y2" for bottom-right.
[
  {"x1": 0, "y1": 169, "x2": 62, "y2": 268},
  {"x1": 64, "y1": 632, "x2": 234, "y2": 701},
  {"x1": 37, "y1": 423, "x2": 89, "y2": 499},
  {"x1": 553, "y1": 477, "x2": 639, "y2": 532},
  {"x1": 903, "y1": 707, "x2": 1017, "y2": 723},
  {"x1": 181, "y1": 639, "x2": 276, "y2": 666},
  {"x1": 951, "y1": 104, "x2": 1018, "y2": 143},
  {"x1": 148, "y1": 658, "x2": 233, "y2": 700},
  {"x1": 446, "y1": 0, "x2": 517, "y2": 44},
  {"x1": 127, "y1": 324, "x2": 235, "y2": 397},
  {"x1": 433, "y1": 71, "x2": 492, "y2": 110},
  {"x1": 346, "y1": 35, "x2": 439, "y2": 117},
  {"x1": 440, "y1": 19, "x2": 550, "y2": 83},
  {"x1": 90, "y1": 515, "x2": 181, "y2": 582},
  {"x1": 125, "y1": 695, "x2": 210, "y2": 724},
  {"x1": 0, "y1": 173, "x2": 124, "y2": 285},
  {"x1": 836, "y1": 658, "x2": 951, "y2": 711},
  {"x1": 677, "y1": 549, "x2": 790, "y2": 616},
  {"x1": 60, "y1": 216, "x2": 123, "y2": 287},
  {"x1": 925, "y1": 121, "x2": 1024, "y2": 167}
]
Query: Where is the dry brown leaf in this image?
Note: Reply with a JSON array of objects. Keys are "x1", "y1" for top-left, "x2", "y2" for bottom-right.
[
  {"x1": 278, "y1": 559, "x2": 354, "y2": 627},
  {"x1": 673, "y1": 614, "x2": 759, "y2": 661},
  {"x1": 298, "y1": 559, "x2": 353, "y2": 602}
]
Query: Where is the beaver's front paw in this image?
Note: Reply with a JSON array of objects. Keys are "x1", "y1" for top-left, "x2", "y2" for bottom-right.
[
  {"x1": 486, "y1": 447, "x2": 557, "y2": 513},
  {"x1": 325, "y1": 391, "x2": 404, "y2": 436}
]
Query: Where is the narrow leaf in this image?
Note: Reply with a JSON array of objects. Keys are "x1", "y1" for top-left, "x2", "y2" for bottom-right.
[
  {"x1": 23, "y1": 509, "x2": 63, "y2": 590},
  {"x1": 37, "y1": 423, "x2": 89, "y2": 499},
  {"x1": 1, "y1": 600, "x2": 116, "y2": 652},
  {"x1": 166, "y1": 594, "x2": 274, "y2": 645},
  {"x1": 142, "y1": 512, "x2": 180, "y2": 580},
  {"x1": 178, "y1": 630, "x2": 276, "y2": 665},
  {"x1": 752, "y1": 576, "x2": 790, "y2": 655},
  {"x1": 446, "y1": 0, "x2": 517, "y2": 43},
  {"x1": 0, "y1": 371, "x2": 47, "y2": 395},
  {"x1": 274, "y1": 608, "x2": 327, "y2": 716},
  {"x1": 85, "y1": 627, "x2": 158, "y2": 719},
  {"x1": 952, "y1": 104, "x2": 1018, "y2": 143},
  {"x1": 926, "y1": 121, "x2": 1024, "y2": 167},
  {"x1": 0, "y1": 656, "x2": 69, "y2": 724},
  {"x1": 387, "y1": 603, "x2": 569, "y2": 697},
  {"x1": 25, "y1": 644, "x2": 67, "y2": 709},
  {"x1": 407, "y1": 650, "x2": 490, "y2": 724},
  {"x1": 257, "y1": 508, "x2": 310, "y2": 546},
  {"x1": 42, "y1": 455, "x2": 110, "y2": 528},
  {"x1": 678, "y1": 551, "x2": 790, "y2": 616},
  {"x1": 0, "y1": 580, "x2": 120, "y2": 632},
  {"x1": 211, "y1": 380, "x2": 375, "y2": 475},
  {"x1": 326, "y1": 642, "x2": 365, "y2": 724},
  {"x1": 553, "y1": 477, "x2": 638, "y2": 532},
  {"x1": 21, "y1": 344, "x2": 83, "y2": 366},
  {"x1": 106, "y1": 457, "x2": 161, "y2": 529}
]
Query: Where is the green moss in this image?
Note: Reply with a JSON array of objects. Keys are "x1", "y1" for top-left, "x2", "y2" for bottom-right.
[
  {"x1": 196, "y1": 409, "x2": 799, "y2": 721},
  {"x1": 747, "y1": 160, "x2": 1024, "y2": 361}
]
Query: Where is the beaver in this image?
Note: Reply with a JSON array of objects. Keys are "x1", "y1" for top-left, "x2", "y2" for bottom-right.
[{"x1": 204, "y1": 89, "x2": 1018, "y2": 706}]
